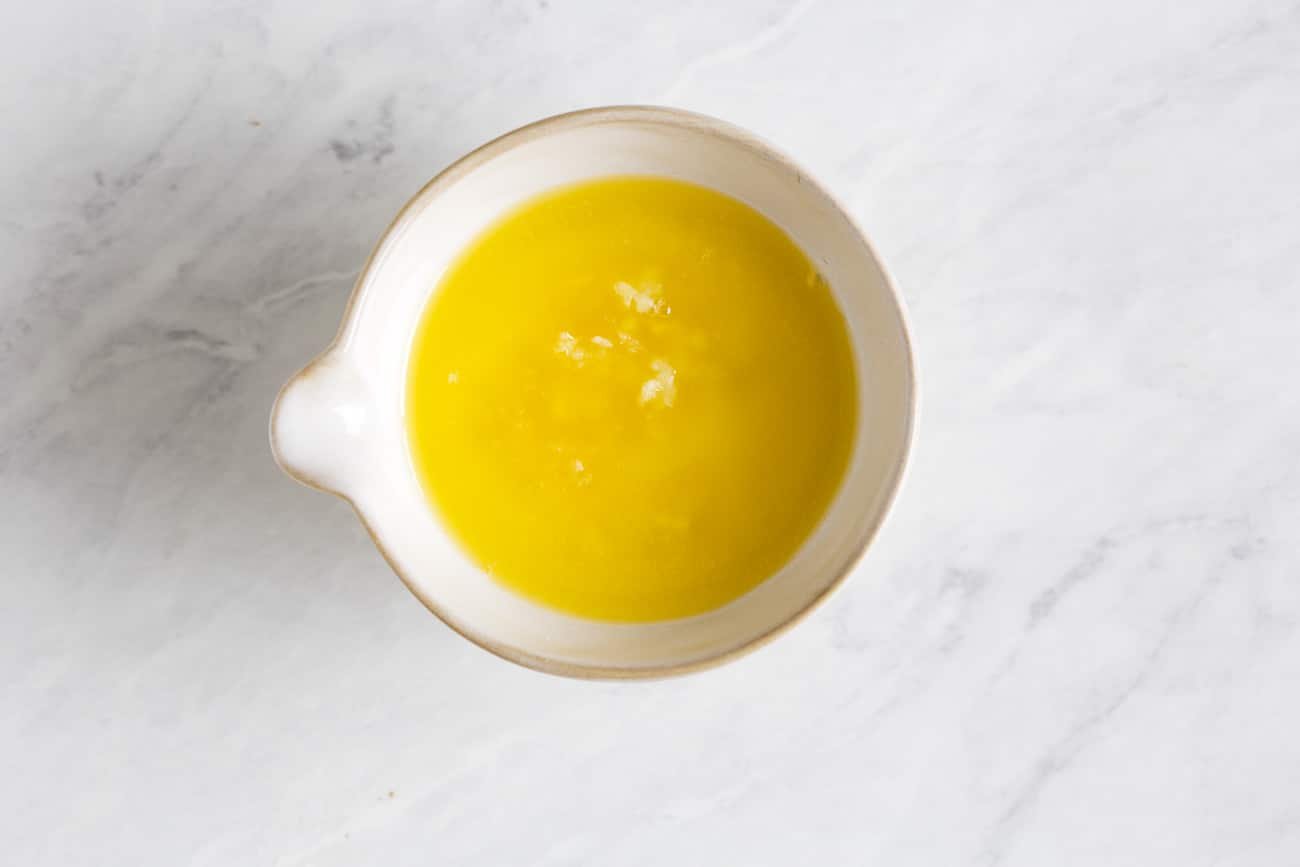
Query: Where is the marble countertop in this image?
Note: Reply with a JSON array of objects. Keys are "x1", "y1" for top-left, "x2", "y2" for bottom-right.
[{"x1": 4, "y1": 1, "x2": 1298, "y2": 863}]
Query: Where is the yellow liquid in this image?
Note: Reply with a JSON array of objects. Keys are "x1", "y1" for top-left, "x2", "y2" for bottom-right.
[{"x1": 405, "y1": 177, "x2": 856, "y2": 622}]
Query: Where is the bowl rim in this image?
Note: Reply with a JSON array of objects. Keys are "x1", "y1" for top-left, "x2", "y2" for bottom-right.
[{"x1": 270, "y1": 104, "x2": 917, "y2": 680}]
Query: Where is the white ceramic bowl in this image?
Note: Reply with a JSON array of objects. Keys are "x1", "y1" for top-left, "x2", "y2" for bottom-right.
[{"x1": 271, "y1": 106, "x2": 915, "y2": 678}]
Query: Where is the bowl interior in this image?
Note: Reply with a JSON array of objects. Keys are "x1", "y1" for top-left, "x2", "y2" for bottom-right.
[{"x1": 334, "y1": 109, "x2": 913, "y2": 676}]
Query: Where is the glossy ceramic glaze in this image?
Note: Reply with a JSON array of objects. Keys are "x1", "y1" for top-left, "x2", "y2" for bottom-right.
[{"x1": 270, "y1": 106, "x2": 915, "y2": 678}]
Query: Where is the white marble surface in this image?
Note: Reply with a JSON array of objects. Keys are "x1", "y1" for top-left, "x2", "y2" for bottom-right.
[{"x1": 4, "y1": 0, "x2": 1298, "y2": 863}]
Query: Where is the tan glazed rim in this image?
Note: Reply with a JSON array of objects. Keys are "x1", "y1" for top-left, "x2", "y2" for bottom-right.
[{"x1": 270, "y1": 105, "x2": 917, "y2": 680}]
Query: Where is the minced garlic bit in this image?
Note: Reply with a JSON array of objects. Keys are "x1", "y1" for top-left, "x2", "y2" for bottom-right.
[
  {"x1": 554, "y1": 330, "x2": 585, "y2": 363},
  {"x1": 573, "y1": 458, "x2": 592, "y2": 486},
  {"x1": 639, "y1": 358, "x2": 677, "y2": 407},
  {"x1": 614, "y1": 280, "x2": 669, "y2": 315}
]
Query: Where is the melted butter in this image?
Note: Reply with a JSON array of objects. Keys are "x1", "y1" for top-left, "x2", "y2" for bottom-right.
[{"x1": 405, "y1": 176, "x2": 856, "y2": 622}]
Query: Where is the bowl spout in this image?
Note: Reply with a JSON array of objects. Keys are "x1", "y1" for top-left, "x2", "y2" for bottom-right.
[{"x1": 270, "y1": 353, "x2": 374, "y2": 498}]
